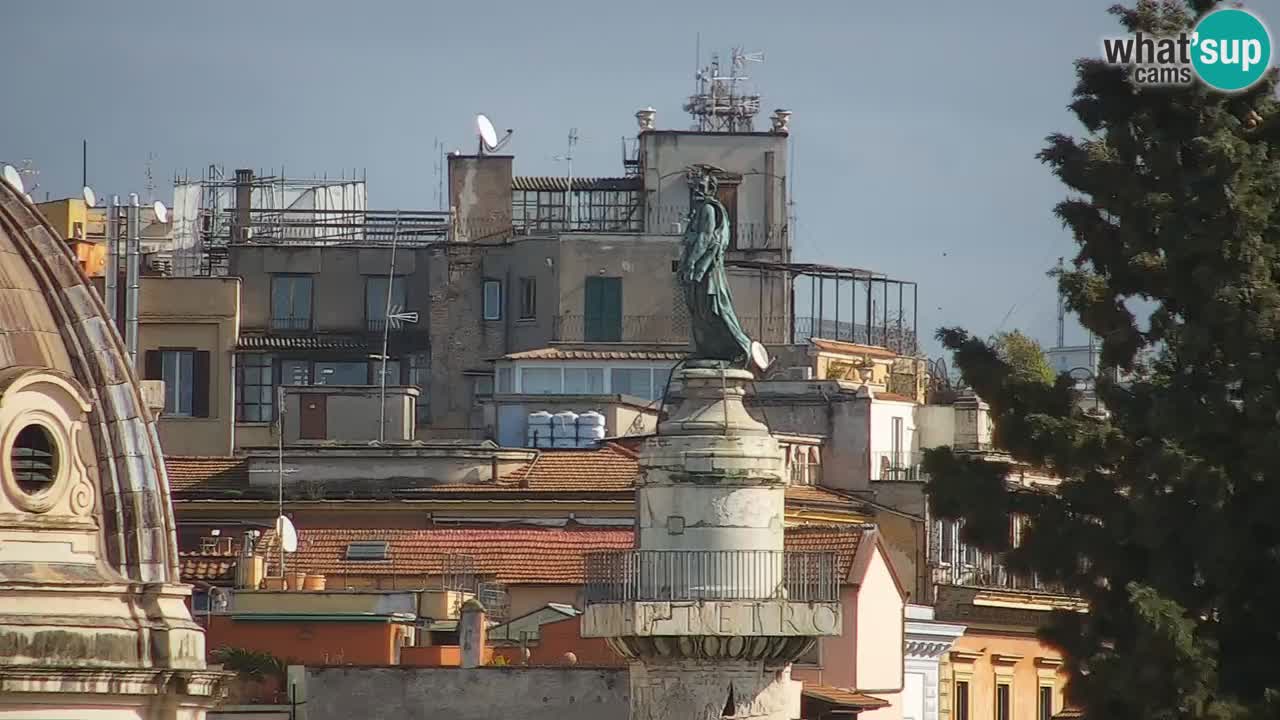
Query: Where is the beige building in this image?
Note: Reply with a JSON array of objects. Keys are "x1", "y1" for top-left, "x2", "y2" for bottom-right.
[{"x1": 0, "y1": 180, "x2": 222, "y2": 717}]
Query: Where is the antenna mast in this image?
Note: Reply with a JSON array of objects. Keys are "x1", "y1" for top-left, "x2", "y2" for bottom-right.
[
  {"x1": 684, "y1": 47, "x2": 764, "y2": 132},
  {"x1": 1056, "y1": 256, "x2": 1065, "y2": 347}
]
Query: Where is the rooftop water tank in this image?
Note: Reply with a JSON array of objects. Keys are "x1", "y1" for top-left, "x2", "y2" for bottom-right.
[
  {"x1": 527, "y1": 411, "x2": 553, "y2": 448},
  {"x1": 551, "y1": 411, "x2": 580, "y2": 449},
  {"x1": 576, "y1": 411, "x2": 606, "y2": 447}
]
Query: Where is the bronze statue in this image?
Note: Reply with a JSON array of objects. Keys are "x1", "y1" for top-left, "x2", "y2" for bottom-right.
[{"x1": 678, "y1": 166, "x2": 755, "y2": 366}]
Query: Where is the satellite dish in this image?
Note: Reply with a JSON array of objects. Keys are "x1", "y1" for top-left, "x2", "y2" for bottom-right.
[
  {"x1": 2, "y1": 165, "x2": 23, "y2": 194},
  {"x1": 750, "y1": 341, "x2": 772, "y2": 373},
  {"x1": 82, "y1": 186, "x2": 97, "y2": 207},
  {"x1": 152, "y1": 200, "x2": 169, "y2": 223},
  {"x1": 276, "y1": 515, "x2": 298, "y2": 553},
  {"x1": 476, "y1": 113, "x2": 499, "y2": 150}
]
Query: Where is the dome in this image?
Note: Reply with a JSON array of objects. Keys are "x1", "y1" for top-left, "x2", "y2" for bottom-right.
[{"x1": 0, "y1": 181, "x2": 177, "y2": 584}]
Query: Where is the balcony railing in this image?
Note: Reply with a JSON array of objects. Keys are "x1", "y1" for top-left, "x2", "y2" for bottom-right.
[
  {"x1": 270, "y1": 316, "x2": 312, "y2": 331},
  {"x1": 553, "y1": 314, "x2": 690, "y2": 344},
  {"x1": 870, "y1": 451, "x2": 926, "y2": 482},
  {"x1": 932, "y1": 550, "x2": 1066, "y2": 595},
  {"x1": 583, "y1": 550, "x2": 840, "y2": 604}
]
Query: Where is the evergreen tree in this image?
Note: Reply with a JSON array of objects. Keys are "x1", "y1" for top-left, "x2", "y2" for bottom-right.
[{"x1": 924, "y1": 2, "x2": 1280, "y2": 718}]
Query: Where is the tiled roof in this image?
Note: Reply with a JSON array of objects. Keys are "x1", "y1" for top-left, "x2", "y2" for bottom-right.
[
  {"x1": 512, "y1": 176, "x2": 641, "y2": 192},
  {"x1": 180, "y1": 551, "x2": 238, "y2": 585},
  {"x1": 258, "y1": 525, "x2": 870, "y2": 586},
  {"x1": 431, "y1": 444, "x2": 639, "y2": 492},
  {"x1": 166, "y1": 456, "x2": 249, "y2": 494},
  {"x1": 261, "y1": 527, "x2": 636, "y2": 585},
  {"x1": 809, "y1": 338, "x2": 899, "y2": 359},
  {"x1": 783, "y1": 484, "x2": 859, "y2": 507},
  {"x1": 237, "y1": 333, "x2": 369, "y2": 351},
  {"x1": 502, "y1": 347, "x2": 687, "y2": 361},
  {"x1": 802, "y1": 684, "x2": 891, "y2": 710}
]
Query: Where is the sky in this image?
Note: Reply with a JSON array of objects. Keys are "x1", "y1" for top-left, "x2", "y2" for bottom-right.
[{"x1": 6, "y1": 0, "x2": 1280, "y2": 359}]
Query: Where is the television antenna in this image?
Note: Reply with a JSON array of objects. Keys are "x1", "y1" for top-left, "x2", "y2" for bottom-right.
[
  {"x1": 82, "y1": 186, "x2": 97, "y2": 208},
  {"x1": 476, "y1": 114, "x2": 514, "y2": 155},
  {"x1": 2, "y1": 164, "x2": 23, "y2": 194},
  {"x1": 553, "y1": 128, "x2": 579, "y2": 228},
  {"x1": 152, "y1": 200, "x2": 169, "y2": 223},
  {"x1": 378, "y1": 211, "x2": 419, "y2": 443},
  {"x1": 684, "y1": 48, "x2": 765, "y2": 132}
]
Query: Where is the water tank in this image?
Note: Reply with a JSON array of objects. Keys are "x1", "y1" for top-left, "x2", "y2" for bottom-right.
[
  {"x1": 527, "y1": 411, "x2": 553, "y2": 448},
  {"x1": 551, "y1": 411, "x2": 579, "y2": 448},
  {"x1": 576, "y1": 411, "x2": 606, "y2": 447}
]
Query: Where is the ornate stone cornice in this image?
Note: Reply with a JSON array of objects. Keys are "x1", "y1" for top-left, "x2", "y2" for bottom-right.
[
  {"x1": 0, "y1": 666, "x2": 229, "y2": 699},
  {"x1": 610, "y1": 635, "x2": 816, "y2": 664},
  {"x1": 905, "y1": 639, "x2": 957, "y2": 659}
]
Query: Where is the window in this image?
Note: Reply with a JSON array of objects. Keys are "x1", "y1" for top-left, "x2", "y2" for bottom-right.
[
  {"x1": 565, "y1": 367, "x2": 605, "y2": 394},
  {"x1": 716, "y1": 180, "x2": 740, "y2": 248},
  {"x1": 271, "y1": 275, "x2": 313, "y2": 330},
  {"x1": 954, "y1": 681, "x2": 970, "y2": 720},
  {"x1": 939, "y1": 519, "x2": 955, "y2": 566},
  {"x1": 584, "y1": 277, "x2": 622, "y2": 341},
  {"x1": 236, "y1": 353, "x2": 274, "y2": 422},
  {"x1": 314, "y1": 361, "x2": 368, "y2": 385},
  {"x1": 519, "y1": 277, "x2": 537, "y2": 320},
  {"x1": 794, "y1": 639, "x2": 820, "y2": 666},
  {"x1": 146, "y1": 349, "x2": 210, "y2": 418},
  {"x1": 483, "y1": 279, "x2": 502, "y2": 321},
  {"x1": 996, "y1": 683, "x2": 1011, "y2": 720},
  {"x1": 281, "y1": 359, "x2": 311, "y2": 386},
  {"x1": 612, "y1": 368, "x2": 653, "y2": 400},
  {"x1": 1038, "y1": 686, "x2": 1053, "y2": 720},
  {"x1": 11, "y1": 425, "x2": 58, "y2": 496},
  {"x1": 892, "y1": 415, "x2": 904, "y2": 464},
  {"x1": 496, "y1": 366, "x2": 514, "y2": 394},
  {"x1": 521, "y1": 367, "x2": 563, "y2": 395},
  {"x1": 474, "y1": 375, "x2": 495, "y2": 399},
  {"x1": 409, "y1": 352, "x2": 431, "y2": 425},
  {"x1": 374, "y1": 360, "x2": 402, "y2": 385},
  {"x1": 366, "y1": 276, "x2": 407, "y2": 330}
]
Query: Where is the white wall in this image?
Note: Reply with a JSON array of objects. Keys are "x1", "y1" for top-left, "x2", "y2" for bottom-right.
[
  {"x1": 870, "y1": 397, "x2": 916, "y2": 458},
  {"x1": 914, "y1": 405, "x2": 954, "y2": 451}
]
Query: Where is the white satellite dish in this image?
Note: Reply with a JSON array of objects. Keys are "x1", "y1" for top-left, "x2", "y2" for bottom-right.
[
  {"x1": 276, "y1": 515, "x2": 298, "y2": 553},
  {"x1": 82, "y1": 186, "x2": 97, "y2": 207},
  {"x1": 750, "y1": 341, "x2": 772, "y2": 373},
  {"x1": 476, "y1": 113, "x2": 499, "y2": 150},
  {"x1": 152, "y1": 200, "x2": 169, "y2": 223},
  {"x1": 2, "y1": 165, "x2": 23, "y2": 194}
]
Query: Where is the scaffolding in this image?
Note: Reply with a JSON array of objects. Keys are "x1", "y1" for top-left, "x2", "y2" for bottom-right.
[{"x1": 171, "y1": 166, "x2": 449, "y2": 277}]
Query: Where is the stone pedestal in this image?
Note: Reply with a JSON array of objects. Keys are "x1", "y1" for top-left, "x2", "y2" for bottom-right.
[{"x1": 629, "y1": 660, "x2": 801, "y2": 720}]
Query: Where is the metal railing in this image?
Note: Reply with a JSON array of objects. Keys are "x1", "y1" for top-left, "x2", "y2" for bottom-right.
[
  {"x1": 584, "y1": 550, "x2": 840, "y2": 604},
  {"x1": 933, "y1": 554, "x2": 1065, "y2": 595},
  {"x1": 270, "y1": 316, "x2": 312, "y2": 331},
  {"x1": 239, "y1": 208, "x2": 450, "y2": 246},
  {"x1": 553, "y1": 314, "x2": 690, "y2": 344},
  {"x1": 870, "y1": 451, "x2": 926, "y2": 482}
]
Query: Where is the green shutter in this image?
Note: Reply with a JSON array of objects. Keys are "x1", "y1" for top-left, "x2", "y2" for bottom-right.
[{"x1": 584, "y1": 277, "x2": 622, "y2": 342}]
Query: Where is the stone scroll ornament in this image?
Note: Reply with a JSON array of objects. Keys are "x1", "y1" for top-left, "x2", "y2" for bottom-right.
[{"x1": 678, "y1": 165, "x2": 771, "y2": 372}]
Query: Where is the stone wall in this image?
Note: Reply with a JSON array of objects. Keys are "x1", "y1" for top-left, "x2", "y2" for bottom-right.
[{"x1": 297, "y1": 666, "x2": 627, "y2": 720}]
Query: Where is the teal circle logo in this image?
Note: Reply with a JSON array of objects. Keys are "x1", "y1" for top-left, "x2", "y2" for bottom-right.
[{"x1": 1192, "y1": 8, "x2": 1272, "y2": 92}]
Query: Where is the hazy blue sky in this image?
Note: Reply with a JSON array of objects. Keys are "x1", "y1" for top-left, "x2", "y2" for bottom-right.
[{"x1": 6, "y1": 0, "x2": 1280, "y2": 358}]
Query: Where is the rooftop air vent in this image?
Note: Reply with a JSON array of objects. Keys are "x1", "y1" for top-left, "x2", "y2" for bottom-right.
[{"x1": 345, "y1": 541, "x2": 391, "y2": 561}]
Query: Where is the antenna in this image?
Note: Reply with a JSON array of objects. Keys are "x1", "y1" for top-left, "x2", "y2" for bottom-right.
[
  {"x1": 1056, "y1": 257, "x2": 1065, "y2": 348},
  {"x1": 476, "y1": 113, "x2": 514, "y2": 155},
  {"x1": 684, "y1": 47, "x2": 765, "y2": 132},
  {"x1": 276, "y1": 515, "x2": 298, "y2": 553},
  {"x1": 144, "y1": 152, "x2": 156, "y2": 203},
  {"x1": 553, "y1": 129, "x2": 579, "y2": 229},
  {"x1": 153, "y1": 200, "x2": 169, "y2": 223},
  {"x1": 82, "y1": 186, "x2": 97, "y2": 208}
]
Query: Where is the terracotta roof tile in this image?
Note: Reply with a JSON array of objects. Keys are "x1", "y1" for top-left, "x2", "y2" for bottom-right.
[
  {"x1": 502, "y1": 347, "x2": 687, "y2": 361},
  {"x1": 237, "y1": 334, "x2": 369, "y2": 351},
  {"x1": 256, "y1": 525, "x2": 870, "y2": 587},
  {"x1": 802, "y1": 684, "x2": 891, "y2": 710},
  {"x1": 179, "y1": 551, "x2": 238, "y2": 584},
  {"x1": 512, "y1": 176, "x2": 640, "y2": 192},
  {"x1": 166, "y1": 456, "x2": 249, "y2": 495},
  {"x1": 783, "y1": 484, "x2": 859, "y2": 507},
  {"x1": 503, "y1": 443, "x2": 637, "y2": 491}
]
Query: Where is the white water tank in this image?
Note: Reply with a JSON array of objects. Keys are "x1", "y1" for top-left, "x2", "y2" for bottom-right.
[
  {"x1": 576, "y1": 411, "x2": 606, "y2": 447},
  {"x1": 551, "y1": 411, "x2": 580, "y2": 448},
  {"x1": 527, "y1": 411, "x2": 553, "y2": 448}
]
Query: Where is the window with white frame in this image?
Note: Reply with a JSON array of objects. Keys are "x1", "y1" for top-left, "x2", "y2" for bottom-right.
[
  {"x1": 565, "y1": 367, "x2": 605, "y2": 394},
  {"x1": 496, "y1": 366, "x2": 514, "y2": 393},
  {"x1": 612, "y1": 368, "x2": 654, "y2": 400},
  {"x1": 483, "y1": 279, "x2": 502, "y2": 321},
  {"x1": 521, "y1": 367, "x2": 563, "y2": 394}
]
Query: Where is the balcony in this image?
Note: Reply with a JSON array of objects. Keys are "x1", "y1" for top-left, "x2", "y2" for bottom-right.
[
  {"x1": 583, "y1": 549, "x2": 840, "y2": 604},
  {"x1": 870, "y1": 451, "x2": 926, "y2": 482},
  {"x1": 933, "y1": 551, "x2": 1065, "y2": 595},
  {"x1": 270, "y1": 316, "x2": 312, "y2": 332},
  {"x1": 553, "y1": 314, "x2": 690, "y2": 344}
]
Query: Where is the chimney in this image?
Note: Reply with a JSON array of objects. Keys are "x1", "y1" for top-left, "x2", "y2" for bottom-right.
[
  {"x1": 636, "y1": 107, "x2": 656, "y2": 132},
  {"x1": 458, "y1": 598, "x2": 488, "y2": 669},
  {"x1": 232, "y1": 169, "x2": 253, "y2": 243},
  {"x1": 447, "y1": 154, "x2": 512, "y2": 244}
]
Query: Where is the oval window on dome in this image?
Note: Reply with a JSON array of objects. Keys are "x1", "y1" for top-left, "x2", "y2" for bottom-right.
[{"x1": 11, "y1": 424, "x2": 59, "y2": 496}]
